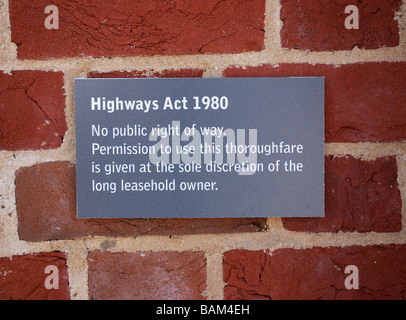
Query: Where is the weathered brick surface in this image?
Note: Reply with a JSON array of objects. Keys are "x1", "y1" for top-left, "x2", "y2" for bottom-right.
[
  {"x1": 283, "y1": 156, "x2": 402, "y2": 233},
  {"x1": 88, "y1": 69, "x2": 204, "y2": 79},
  {"x1": 0, "y1": 252, "x2": 70, "y2": 300},
  {"x1": 9, "y1": 0, "x2": 265, "y2": 60},
  {"x1": 224, "y1": 245, "x2": 406, "y2": 300},
  {"x1": 224, "y1": 62, "x2": 406, "y2": 143},
  {"x1": 15, "y1": 161, "x2": 267, "y2": 242},
  {"x1": 88, "y1": 251, "x2": 206, "y2": 299},
  {"x1": 0, "y1": 71, "x2": 67, "y2": 150},
  {"x1": 280, "y1": 0, "x2": 402, "y2": 51}
]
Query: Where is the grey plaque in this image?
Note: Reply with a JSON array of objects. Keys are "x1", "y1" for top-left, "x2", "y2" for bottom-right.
[{"x1": 75, "y1": 78, "x2": 324, "y2": 218}]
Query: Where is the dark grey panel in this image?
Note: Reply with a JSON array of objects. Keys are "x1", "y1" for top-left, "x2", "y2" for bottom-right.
[{"x1": 75, "y1": 78, "x2": 324, "y2": 218}]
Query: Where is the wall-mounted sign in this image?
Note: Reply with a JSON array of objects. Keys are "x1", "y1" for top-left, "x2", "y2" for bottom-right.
[{"x1": 75, "y1": 78, "x2": 324, "y2": 218}]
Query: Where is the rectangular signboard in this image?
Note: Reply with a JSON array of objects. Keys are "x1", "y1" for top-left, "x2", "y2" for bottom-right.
[{"x1": 75, "y1": 77, "x2": 324, "y2": 218}]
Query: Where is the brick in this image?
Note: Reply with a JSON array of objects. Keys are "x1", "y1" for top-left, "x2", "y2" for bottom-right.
[
  {"x1": 280, "y1": 0, "x2": 402, "y2": 51},
  {"x1": 0, "y1": 71, "x2": 67, "y2": 150},
  {"x1": 224, "y1": 62, "x2": 406, "y2": 142},
  {"x1": 88, "y1": 251, "x2": 206, "y2": 299},
  {"x1": 0, "y1": 252, "x2": 70, "y2": 300},
  {"x1": 15, "y1": 161, "x2": 267, "y2": 242},
  {"x1": 88, "y1": 69, "x2": 204, "y2": 79},
  {"x1": 10, "y1": 0, "x2": 265, "y2": 60},
  {"x1": 224, "y1": 245, "x2": 406, "y2": 300},
  {"x1": 283, "y1": 156, "x2": 402, "y2": 233}
]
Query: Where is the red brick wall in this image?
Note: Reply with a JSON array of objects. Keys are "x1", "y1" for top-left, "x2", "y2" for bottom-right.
[{"x1": 0, "y1": 0, "x2": 405, "y2": 300}]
